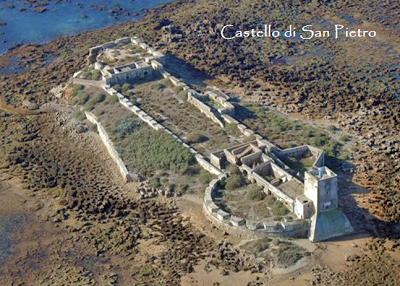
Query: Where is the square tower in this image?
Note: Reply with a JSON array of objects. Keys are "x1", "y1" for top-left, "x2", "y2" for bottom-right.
[{"x1": 304, "y1": 167, "x2": 338, "y2": 214}]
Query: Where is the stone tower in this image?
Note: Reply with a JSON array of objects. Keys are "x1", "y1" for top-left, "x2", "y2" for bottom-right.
[
  {"x1": 305, "y1": 166, "x2": 353, "y2": 242},
  {"x1": 304, "y1": 166, "x2": 338, "y2": 213}
]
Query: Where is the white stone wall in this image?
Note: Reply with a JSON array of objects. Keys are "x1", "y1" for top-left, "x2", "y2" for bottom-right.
[
  {"x1": 84, "y1": 111, "x2": 132, "y2": 183},
  {"x1": 202, "y1": 176, "x2": 308, "y2": 237},
  {"x1": 187, "y1": 91, "x2": 225, "y2": 128}
]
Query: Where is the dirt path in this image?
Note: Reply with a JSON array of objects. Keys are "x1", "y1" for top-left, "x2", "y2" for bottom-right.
[{"x1": 0, "y1": 99, "x2": 55, "y2": 116}]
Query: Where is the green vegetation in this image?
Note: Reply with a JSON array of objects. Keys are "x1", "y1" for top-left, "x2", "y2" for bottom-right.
[
  {"x1": 84, "y1": 93, "x2": 106, "y2": 111},
  {"x1": 272, "y1": 240, "x2": 307, "y2": 266},
  {"x1": 240, "y1": 237, "x2": 272, "y2": 253},
  {"x1": 237, "y1": 102, "x2": 346, "y2": 158},
  {"x1": 226, "y1": 123, "x2": 238, "y2": 133},
  {"x1": 225, "y1": 174, "x2": 243, "y2": 191},
  {"x1": 115, "y1": 127, "x2": 194, "y2": 176},
  {"x1": 72, "y1": 90, "x2": 89, "y2": 105},
  {"x1": 198, "y1": 169, "x2": 215, "y2": 184},
  {"x1": 282, "y1": 156, "x2": 314, "y2": 175},
  {"x1": 72, "y1": 110, "x2": 86, "y2": 121},
  {"x1": 148, "y1": 177, "x2": 161, "y2": 189},
  {"x1": 270, "y1": 200, "x2": 289, "y2": 216},
  {"x1": 247, "y1": 185, "x2": 266, "y2": 201},
  {"x1": 104, "y1": 95, "x2": 119, "y2": 105},
  {"x1": 174, "y1": 86, "x2": 184, "y2": 94},
  {"x1": 79, "y1": 67, "x2": 102, "y2": 81},
  {"x1": 71, "y1": 84, "x2": 84, "y2": 97},
  {"x1": 121, "y1": 83, "x2": 132, "y2": 96},
  {"x1": 114, "y1": 116, "x2": 142, "y2": 139},
  {"x1": 241, "y1": 237, "x2": 308, "y2": 267},
  {"x1": 177, "y1": 90, "x2": 188, "y2": 101},
  {"x1": 185, "y1": 132, "x2": 206, "y2": 144},
  {"x1": 113, "y1": 84, "x2": 122, "y2": 93},
  {"x1": 151, "y1": 83, "x2": 166, "y2": 90}
]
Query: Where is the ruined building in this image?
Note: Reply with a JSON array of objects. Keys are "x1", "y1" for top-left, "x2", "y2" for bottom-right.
[{"x1": 210, "y1": 141, "x2": 353, "y2": 242}]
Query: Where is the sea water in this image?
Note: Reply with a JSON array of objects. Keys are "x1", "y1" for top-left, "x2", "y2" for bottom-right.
[{"x1": 0, "y1": 0, "x2": 180, "y2": 54}]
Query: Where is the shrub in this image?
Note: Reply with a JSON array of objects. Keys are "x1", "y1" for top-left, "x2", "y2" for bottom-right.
[
  {"x1": 186, "y1": 132, "x2": 206, "y2": 144},
  {"x1": 177, "y1": 183, "x2": 189, "y2": 195},
  {"x1": 247, "y1": 185, "x2": 266, "y2": 201},
  {"x1": 161, "y1": 78, "x2": 171, "y2": 86},
  {"x1": 270, "y1": 200, "x2": 289, "y2": 216},
  {"x1": 84, "y1": 93, "x2": 106, "y2": 111},
  {"x1": 275, "y1": 243, "x2": 306, "y2": 266},
  {"x1": 340, "y1": 135, "x2": 351, "y2": 142},
  {"x1": 80, "y1": 70, "x2": 91, "y2": 79},
  {"x1": 226, "y1": 164, "x2": 240, "y2": 175},
  {"x1": 304, "y1": 129, "x2": 314, "y2": 138},
  {"x1": 72, "y1": 110, "x2": 86, "y2": 121},
  {"x1": 152, "y1": 83, "x2": 166, "y2": 90},
  {"x1": 71, "y1": 84, "x2": 84, "y2": 97},
  {"x1": 324, "y1": 141, "x2": 342, "y2": 157},
  {"x1": 113, "y1": 84, "x2": 122, "y2": 93},
  {"x1": 174, "y1": 86, "x2": 184, "y2": 94},
  {"x1": 90, "y1": 70, "x2": 102, "y2": 81},
  {"x1": 114, "y1": 116, "x2": 141, "y2": 139},
  {"x1": 255, "y1": 202, "x2": 270, "y2": 217},
  {"x1": 72, "y1": 91, "x2": 89, "y2": 105},
  {"x1": 121, "y1": 83, "x2": 132, "y2": 94},
  {"x1": 177, "y1": 90, "x2": 188, "y2": 101},
  {"x1": 312, "y1": 136, "x2": 327, "y2": 147},
  {"x1": 225, "y1": 174, "x2": 243, "y2": 191},
  {"x1": 104, "y1": 95, "x2": 119, "y2": 105},
  {"x1": 198, "y1": 169, "x2": 214, "y2": 184},
  {"x1": 241, "y1": 237, "x2": 272, "y2": 253},
  {"x1": 148, "y1": 177, "x2": 161, "y2": 189},
  {"x1": 226, "y1": 123, "x2": 238, "y2": 133},
  {"x1": 116, "y1": 129, "x2": 193, "y2": 174}
]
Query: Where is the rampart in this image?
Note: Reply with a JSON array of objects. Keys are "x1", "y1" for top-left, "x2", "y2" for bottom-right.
[
  {"x1": 187, "y1": 91, "x2": 225, "y2": 128},
  {"x1": 84, "y1": 111, "x2": 133, "y2": 183},
  {"x1": 202, "y1": 177, "x2": 308, "y2": 238}
]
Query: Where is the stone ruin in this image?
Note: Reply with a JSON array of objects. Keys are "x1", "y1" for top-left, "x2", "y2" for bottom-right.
[
  {"x1": 208, "y1": 140, "x2": 354, "y2": 242},
  {"x1": 80, "y1": 36, "x2": 353, "y2": 243}
]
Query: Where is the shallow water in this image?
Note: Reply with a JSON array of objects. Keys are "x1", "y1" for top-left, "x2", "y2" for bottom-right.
[
  {"x1": 0, "y1": 0, "x2": 180, "y2": 54},
  {"x1": 0, "y1": 215, "x2": 25, "y2": 264}
]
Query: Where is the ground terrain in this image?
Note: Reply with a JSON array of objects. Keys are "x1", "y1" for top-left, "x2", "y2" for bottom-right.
[{"x1": 0, "y1": 0, "x2": 399, "y2": 285}]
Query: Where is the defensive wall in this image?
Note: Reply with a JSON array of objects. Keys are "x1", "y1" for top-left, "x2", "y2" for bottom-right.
[
  {"x1": 202, "y1": 177, "x2": 309, "y2": 238},
  {"x1": 84, "y1": 111, "x2": 133, "y2": 183},
  {"x1": 101, "y1": 84, "x2": 227, "y2": 181}
]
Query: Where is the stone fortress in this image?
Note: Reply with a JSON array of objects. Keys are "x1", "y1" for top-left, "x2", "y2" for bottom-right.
[{"x1": 78, "y1": 36, "x2": 353, "y2": 243}]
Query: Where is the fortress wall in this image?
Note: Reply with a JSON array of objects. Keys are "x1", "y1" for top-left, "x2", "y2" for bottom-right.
[
  {"x1": 241, "y1": 151, "x2": 263, "y2": 167},
  {"x1": 221, "y1": 114, "x2": 239, "y2": 125},
  {"x1": 209, "y1": 86, "x2": 230, "y2": 100},
  {"x1": 115, "y1": 37, "x2": 131, "y2": 45},
  {"x1": 105, "y1": 85, "x2": 227, "y2": 180},
  {"x1": 270, "y1": 162, "x2": 294, "y2": 181},
  {"x1": 105, "y1": 66, "x2": 154, "y2": 86},
  {"x1": 187, "y1": 92, "x2": 225, "y2": 128},
  {"x1": 277, "y1": 145, "x2": 310, "y2": 158},
  {"x1": 84, "y1": 111, "x2": 132, "y2": 183},
  {"x1": 202, "y1": 175, "x2": 308, "y2": 237},
  {"x1": 251, "y1": 172, "x2": 294, "y2": 208},
  {"x1": 195, "y1": 154, "x2": 225, "y2": 178},
  {"x1": 72, "y1": 78, "x2": 103, "y2": 88},
  {"x1": 88, "y1": 46, "x2": 104, "y2": 64},
  {"x1": 312, "y1": 150, "x2": 325, "y2": 167}
]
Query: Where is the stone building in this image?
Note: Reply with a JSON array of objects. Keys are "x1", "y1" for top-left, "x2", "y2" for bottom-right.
[{"x1": 210, "y1": 139, "x2": 353, "y2": 242}]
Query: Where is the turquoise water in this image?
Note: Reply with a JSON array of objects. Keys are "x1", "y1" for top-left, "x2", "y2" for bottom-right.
[{"x1": 0, "y1": 0, "x2": 179, "y2": 54}]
